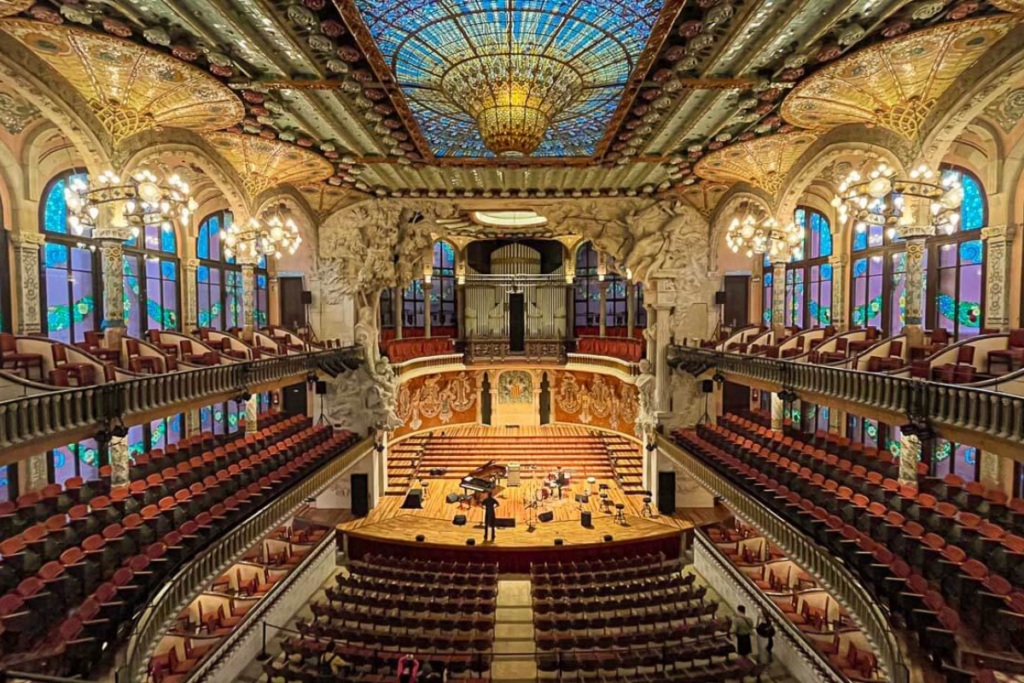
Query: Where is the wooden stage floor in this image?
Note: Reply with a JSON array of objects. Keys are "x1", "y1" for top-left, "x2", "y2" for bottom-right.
[{"x1": 337, "y1": 426, "x2": 730, "y2": 551}]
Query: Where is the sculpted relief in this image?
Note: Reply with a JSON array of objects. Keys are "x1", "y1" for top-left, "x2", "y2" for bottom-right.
[{"x1": 395, "y1": 371, "x2": 477, "y2": 433}]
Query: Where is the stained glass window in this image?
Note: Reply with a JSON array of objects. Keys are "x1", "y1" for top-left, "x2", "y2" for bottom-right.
[
  {"x1": 354, "y1": 0, "x2": 661, "y2": 158},
  {"x1": 43, "y1": 242, "x2": 97, "y2": 344},
  {"x1": 936, "y1": 240, "x2": 984, "y2": 338},
  {"x1": 574, "y1": 242, "x2": 601, "y2": 330},
  {"x1": 784, "y1": 268, "x2": 804, "y2": 329},
  {"x1": 403, "y1": 279, "x2": 426, "y2": 329},
  {"x1": 43, "y1": 170, "x2": 89, "y2": 236},
  {"x1": 380, "y1": 287, "x2": 396, "y2": 329},
  {"x1": 783, "y1": 207, "x2": 832, "y2": 329},
  {"x1": 762, "y1": 269, "x2": 773, "y2": 325},
  {"x1": 197, "y1": 211, "x2": 241, "y2": 331},
  {"x1": 605, "y1": 275, "x2": 628, "y2": 329},
  {"x1": 125, "y1": 215, "x2": 180, "y2": 334},
  {"x1": 847, "y1": 415, "x2": 883, "y2": 450},
  {"x1": 256, "y1": 273, "x2": 269, "y2": 327},
  {"x1": 941, "y1": 166, "x2": 986, "y2": 232},
  {"x1": 0, "y1": 466, "x2": 10, "y2": 503},
  {"x1": 431, "y1": 241, "x2": 457, "y2": 330},
  {"x1": 201, "y1": 401, "x2": 244, "y2": 436},
  {"x1": 851, "y1": 256, "x2": 884, "y2": 330},
  {"x1": 50, "y1": 438, "x2": 100, "y2": 485},
  {"x1": 929, "y1": 438, "x2": 979, "y2": 482}
]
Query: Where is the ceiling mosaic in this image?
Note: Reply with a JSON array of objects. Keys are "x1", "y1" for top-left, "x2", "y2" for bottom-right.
[{"x1": 349, "y1": 0, "x2": 665, "y2": 159}]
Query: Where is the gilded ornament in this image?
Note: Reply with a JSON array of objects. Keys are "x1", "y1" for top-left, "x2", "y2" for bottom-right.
[
  {"x1": 143, "y1": 26, "x2": 171, "y2": 46},
  {"x1": 0, "y1": 0, "x2": 32, "y2": 18},
  {"x1": 695, "y1": 131, "x2": 818, "y2": 194},
  {"x1": 203, "y1": 131, "x2": 333, "y2": 198},
  {"x1": 991, "y1": 0, "x2": 1024, "y2": 10}
]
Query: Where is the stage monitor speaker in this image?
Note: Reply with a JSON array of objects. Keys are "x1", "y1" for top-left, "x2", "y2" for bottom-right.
[
  {"x1": 415, "y1": 535, "x2": 425, "y2": 542},
  {"x1": 658, "y1": 471, "x2": 676, "y2": 516},
  {"x1": 581, "y1": 511, "x2": 593, "y2": 528},
  {"x1": 466, "y1": 538, "x2": 475, "y2": 546},
  {"x1": 496, "y1": 517, "x2": 516, "y2": 528},
  {"x1": 315, "y1": 380, "x2": 327, "y2": 395},
  {"x1": 453, "y1": 514, "x2": 467, "y2": 526},
  {"x1": 301, "y1": 291, "x2": 313, "y2": 305},
  {"x1": 575, "y1": 494, "x2": 589, "y2": 504},
  {"x1": 554, "y1": 538, "x2": 564, "y2": 546},
  {"x1": 351, "y1": 474, "x2": 369, "y2": 517},
  {"x1": 701, "y1": 379, "x2": 715, "y2": 393},
  {"x1": 604, "y1": 535, "x2": 614, "y2": 542},
  {"x1": 715, "y1": 291, "x2": 727, "y2": 306},
  {"x1": 538, "y1": 510, "x2": 554, "y2": 523},
  {"x1": 509, "y1": 292, "x2": 525, "y2": 352},
  {"x1": 446, "y1": 493, "x2": 460, "y2": 504}
]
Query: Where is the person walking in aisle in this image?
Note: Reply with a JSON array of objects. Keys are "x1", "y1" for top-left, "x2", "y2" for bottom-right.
[{"x1": 733, "y1": 605, "x2": 754, "y2": 658}]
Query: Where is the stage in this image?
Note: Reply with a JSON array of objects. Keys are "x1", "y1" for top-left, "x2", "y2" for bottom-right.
[{"x1": 336, "y1": 425, "x2": 730, "y2": 570}]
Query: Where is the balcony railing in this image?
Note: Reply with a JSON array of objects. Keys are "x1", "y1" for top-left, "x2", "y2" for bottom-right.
[
  {"x1": 122, "y1": 435, "x2": 374, "y2": 683},
  {"x1": 669, "y1": 345, "x2": 1024, "y2": 449},
  {"x1": 0, "y1": 347, "x2": 362, "y2": 458},
  {"x1": 658, "y1": 436, "x2": 909, "y2": 683}
]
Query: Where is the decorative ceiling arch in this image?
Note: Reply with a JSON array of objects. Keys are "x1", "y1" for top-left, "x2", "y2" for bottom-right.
[
  {"x1": 295, "y1": 182, "x2": 365, "y2": 222},
  {"x1": 694, "y1": 131, "x2": 820, "y2": 197},
  {"x1": 0, "y1": 1, "x2": 31, "y2": 18},
  {"x1": 781, "y1": 16, "x2": 1018, "y2": 142},
  {"x1": 203, "y1": 131, "x2": 335, "y2": 202},
  {"x1": 0, "y1": 20, "x2": 244, "y2": 147}
]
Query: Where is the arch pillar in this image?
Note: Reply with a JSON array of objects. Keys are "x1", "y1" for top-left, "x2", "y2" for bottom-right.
[
  {"x1": 982, "y1": 225, "x2": 1016, "y2": 332},
  {"x1": 10, "y1": 231, "x2": 46, "y2": 335}
]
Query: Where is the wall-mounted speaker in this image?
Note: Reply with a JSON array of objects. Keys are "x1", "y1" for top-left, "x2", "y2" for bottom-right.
[
  {"x1": 701, "y1": 379, "x2": 714, "y2": 394},
  {"x1": 715, "y1": 291, "x2": 727, "y2": 306},
  {"x1": 315, "y1": 381, "x2": 327, "y2": 395}
]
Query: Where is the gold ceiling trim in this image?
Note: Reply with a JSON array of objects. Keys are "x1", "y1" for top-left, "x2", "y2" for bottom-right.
[
  {"x1": 991, "y1": 1, "x2": 1024, "y2": 12},
  {"x1": 0, "y1": 1, "x2": 31, "y2": 19},
  {"x1": 296, "y1": 182, "x2": 361, "y2": 220},
  {"x1": 693, "y1": 132, "x2": 819, "y2": 195},
  {"x1": 780, "y1": 16, "x2": 1017, "y2": 141},
  {"x1": 0, "y1": 19, "x2": 244, "y2": 145},
  {"x1": 205, "y1": 132, "x2": 334, "y2": 199}
]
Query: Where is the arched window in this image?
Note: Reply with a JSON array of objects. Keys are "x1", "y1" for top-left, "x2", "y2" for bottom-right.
[
  {"x1": 403, "y1": 280, "x2": 426, "y2": 329},
  {"x1": 123, "y1": 218, "x2": 180, "y2": 337},
  {"x1": 762, "y1": 254, "x2": 773, "y2": 325},
  {"x1": 782, "y1": 207, "x2": 833, "y2": 329},
  {"x1": 431, "y1": 241, "x2": 457, "y2": 332},
  {"x1": 196, "y1": 211, "x2": 244, "y2": 331},
  {"x1": 606, "y1": 274, "x2": 627, "y2": 329},
  {"x1": 574, "y1": 242, "x2": 601, "y2": 331},
  {"x1": 379, "y1": 287, "x2": 395, "y2": 330},
  {"x1": 41, "y1": 169, "x2": 100, "y2": 344}
]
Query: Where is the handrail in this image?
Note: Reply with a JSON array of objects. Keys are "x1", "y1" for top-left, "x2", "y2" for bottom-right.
[
  {"x1": 0, "y1": 346, "x2": 362, "y2": 455},
  {"x1": 566, "y1": 352, "x2": 642, "y2": 379},
  {"x1": 658, "y1": 435, "x2": 909, "y2": 683},
  {"x1": 669, "y1": 345, "x2": 1024, "y2": 447},
  {"x1": 692, "y1": 530, "x2": 847, "y2": 683},
  {"x1": 122, "y1": 435, "x2": 374, "y2": 683}
]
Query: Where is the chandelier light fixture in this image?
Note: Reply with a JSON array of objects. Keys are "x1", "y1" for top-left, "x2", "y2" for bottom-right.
[
  {"x1": 220, "y1": 206, "x2": 302, "y2": 262},
  {"x1": 834, "y1": 162, "x2": 963, "y2": 241},
  {"x1": 442, "y1": 53, "x2": 583, "y2": 156},
  {"x1": 726, "y1": 214, "x2": 803, "y2": 261},
  {"x1": 63, "y1": 168, "x2": 196, "y2": 238}
]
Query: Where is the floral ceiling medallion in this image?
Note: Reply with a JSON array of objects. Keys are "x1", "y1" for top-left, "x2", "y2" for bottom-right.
[
  {"x1": 296, "y1": 182, "x2": 362, "y2": 220},
  {"x1": 780, "y1": 16, "x2": 1017, "y2": 141},
  {"x1": 204, "y1": 132, "x2": 334, "y2": 199},
  {"x1": 693, "y1": 131, "x2": 819, "y2": 195},
  {"x1": 0, "y1": 0, "x2": 31, "y2": 18},
  {"x1": 0, "y1": 19, "x2": 244, "y2": 145}
]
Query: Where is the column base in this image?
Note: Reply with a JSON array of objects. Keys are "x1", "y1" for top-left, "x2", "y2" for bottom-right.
[
  {"x1": 104, "y1": 326, "x2": 126, "y2": 350},
  {"x1": 904, "y1": 324, "x2": 924, "y2": 350}
]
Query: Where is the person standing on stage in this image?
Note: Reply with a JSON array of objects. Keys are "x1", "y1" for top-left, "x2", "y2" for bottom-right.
[{"x1": 482, "y1": 489, "x2": 500, "y2": 542}]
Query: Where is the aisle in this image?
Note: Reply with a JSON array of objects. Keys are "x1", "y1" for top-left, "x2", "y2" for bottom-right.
[{"x1": 491, "y1": 579, "x2": 537, "y2": 683}]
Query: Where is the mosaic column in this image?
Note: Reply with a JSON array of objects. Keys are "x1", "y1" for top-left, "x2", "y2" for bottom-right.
[
  {"x1": 982, "y1": 225, "x2": 1015, "y2": 332},
  {"x1": 10, "y1": 232, "x2": 47, "y2": 335},
  {"x1": 423, "y1": 282, "x2": 432, "y2": 339},
  {"x1": 183, "y1": 258, "x2": 199, "y2": 331},
  {"x1": 898, "y1": 432, "x2": 921, "y2": 486},
  {"x1": 979, "y1": 450, "x2": 1006, "y2": 493},
  {"x1": 241, "y1": 263, "x2": 256, "y2": 333},
  {"x1": 268, "y1": 275, "x2": 280, "y2": 326},
  {"x1": 245, "y1": 395, "x2": 258, "y2": 435},
  {"x1": 93, "y1": 225, "x2": 132, "y2": 340},
  {"x1": 598, "y1": 280, "x2": 609, "y2": 337},
  {"x1": 24, "y1": 453, "x2": 49, "y2": 492},
  {"x1": 186, "y1": 407, "x2": 202, "y2": 437},
  {"x1": 828, "y1": 408, "x2": 845, "y2": 436},
  {"x1": 771, "y1": 261, "x2": 787, "y2": 337},
  {"x1": 895, "y1": 224, "x2": 933, "y2": 349},
  {"x1": 626, "y1": 282, "x2": 636, "y2": 338},
  {"x1": 828, "y1": 255, "x2": 848, "y2": 331},
  {"x1": 770, "y1": 393, "x2": 784, "y2": 432},
  {"x1": 109, "y1": 437, "x2": 129, "y2": 488}
]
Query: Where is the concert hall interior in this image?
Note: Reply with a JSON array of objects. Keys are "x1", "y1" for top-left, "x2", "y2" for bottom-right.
[{"x1": 2, "y1": 2, "x2": 1024, "y2": 683}]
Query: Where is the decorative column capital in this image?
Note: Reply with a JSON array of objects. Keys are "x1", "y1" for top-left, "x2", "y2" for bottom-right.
[
  {"x1": 92, "y1": 225, "x2": 134, "y2": 243},
  {"x1": 184, "y1": 258, "x2": 201, "y2": 269},
  {"x1": 981, "y1": 224, "x2": 1016, "y2": 241},
  {"x1": 10, "y1": 231, "x2": 47, "y2": 248},
  {"x1": 895, "y1": 225, "x2": 935, "y2": 241},
  {"x1": 828, "y1": 254, "x2": 848, "y2": 267}
]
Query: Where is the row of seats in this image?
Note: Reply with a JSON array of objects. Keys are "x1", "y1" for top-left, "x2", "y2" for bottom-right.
[
  {"x1": 673, "y1": 418, "x2": 1024, "y2": 682},
  {"x1": 1, "y1": 414, "x2": 357, "y2": 676}
]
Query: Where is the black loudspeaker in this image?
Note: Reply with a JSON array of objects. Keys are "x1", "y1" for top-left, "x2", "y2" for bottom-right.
[
  {"x1": 351, "y1": 474, "x2": 369, "y2": 517},
  {"x1": 496, "y1": 517, "x2": 516, "y2": 528},
  {"x1": 538, "y1": 510, "x2": 554, "y2": 523},
  {"x1": 301, "y1": 291, "x2": 313, "y2": 305},
  {"x1": 315, "y1": 381, "x2": 327, "y2": 395},
  {"x1": 415, "y1": 535, "x2": 425, "y2": 542},
  {"x1": 581, "y1": 511, "x2": 593, "y2": 528},
  {"x1": 554, "y1": 538, "x2": 564, "y2": 546},
  {"x1": 509, "y1": 293, "x2": 525, "y2": 352},
  {"x1": 715, "y1": 291, "x2": 727, "y2": 306},
  {"x1": 603, "y1": 535, "x2": 614, "y2": 542},
  {"x1": 466, "y1": 538, "x2": 475, "y2": 546},
  {"x1": 658, "y1": 471, "x2": 676, "y2": 516},
  {"x1": 453, "y1": 514, "x2": 467, "y2": 526},
  {"x1": 446, "y1": 493, "x2": 460, "y2": 504},
  {"x1": 701, "y1": 379, "x2": 714, "y2": 393}
]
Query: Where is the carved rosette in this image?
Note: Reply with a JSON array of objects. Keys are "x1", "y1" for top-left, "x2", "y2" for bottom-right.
[{"x1": 10, "y1": 232, "x2": 46, "y2": 334}]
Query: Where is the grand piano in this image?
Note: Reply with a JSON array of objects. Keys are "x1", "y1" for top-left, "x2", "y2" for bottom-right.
[{"x1": 460, "y1": 460, "x2": 508, "y2": 503}]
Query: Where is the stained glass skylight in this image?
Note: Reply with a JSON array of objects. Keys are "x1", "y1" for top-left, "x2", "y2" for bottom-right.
[{"x1": 353, "y1": 0, "x2": 664, "y2": 158}]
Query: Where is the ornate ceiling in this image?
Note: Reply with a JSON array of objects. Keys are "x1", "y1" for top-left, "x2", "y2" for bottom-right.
[{"x1": 0, "y1": 0, "x2": 1020, "y2": 203}]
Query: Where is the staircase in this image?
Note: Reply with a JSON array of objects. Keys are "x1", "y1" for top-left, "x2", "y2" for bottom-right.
[
  {"x1": 606, "y1": 438, "x2": 645, "y2": 494},
  {"x1": 491, "y1": 578, "x2": 537, "y2": 683}
]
